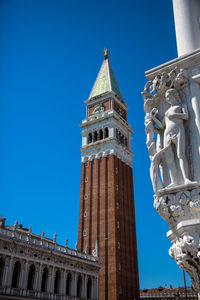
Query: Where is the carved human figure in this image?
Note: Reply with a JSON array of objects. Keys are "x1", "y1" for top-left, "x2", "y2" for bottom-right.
[
  {"x1": 152, "y1": 88, "x2": 190, "y2": 187},
  {"x1": 164, "y1": 89, "x2": 190, "y2": 186},
  {"x1": 144, "y1": 100, "x2": 163, "y2": 192}
]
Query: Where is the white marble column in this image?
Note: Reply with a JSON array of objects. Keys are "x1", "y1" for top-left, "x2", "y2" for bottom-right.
[
  {"x1": 36, "y1": 264, "x2": 42, "y2": 291},
  {"x1": 21, "y1": 261, "x2": 28, "y2": 289},
  {"x1": 2, "y1": 257, "x2": 11, "y2": 287},
  {"x1": 172, "y1": 0, "x2": 200, "y2": 56},
  {"x1": 47, "y1": 267, "x2": 52, "y2": 293}
]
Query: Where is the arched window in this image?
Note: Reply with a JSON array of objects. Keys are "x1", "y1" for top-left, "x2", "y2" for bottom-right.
[
  {"x1": 27, "y1": 264, "x2": 35, "y2": 290},
  {"x1": 88, "y1": 133, "x2": 92, "y2": 144},
  {"x1": 41, "y1": 267, "x2": 48, "y2": 292},
  {"x1": 0, "y1": 258, "x2": 5, "y2": 286},
  {"x1": 54, "y1": 270, "x2": 61, "y2": 294},
  {"x1": 77, "y1": 275, "x2": 82, "y2": 298},
  {"x1": 87, "y1": 277, "x2": 92, "y2": 299},
  {"x1": 66, "y1": 273, "x2": 72, "y2": 296},
  {"x1": 11, "y1": 261, "x2": 21, "y2": 288},
  {"x1": 104, "y1": 128, "x2": 109, "y2": 138},
  {"x1": 99, "y1": 129, "x2": 103, "y2": 140}
]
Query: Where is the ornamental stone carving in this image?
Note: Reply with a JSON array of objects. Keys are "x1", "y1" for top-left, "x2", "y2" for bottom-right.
[
  {"x1": 143, "y1": 57, "x2": 200, "y2": 295},
  {"x1": 169, "y1": 234, "x2": 200, "y2": 291},
  {"x1": 142, "y1": 67, "x2": 192, "y2": 194}
]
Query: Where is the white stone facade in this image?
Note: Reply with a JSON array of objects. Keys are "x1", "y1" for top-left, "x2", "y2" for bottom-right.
[
  {"x1": 0, "y1": 218, "x2": 99, "y2": 300},
  {"x1": 142, "y1": 50, "x2": 200, "y2": 294}
]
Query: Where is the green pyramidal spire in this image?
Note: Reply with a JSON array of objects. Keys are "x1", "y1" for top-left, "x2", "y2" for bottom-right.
[{"x1": 88, "y1": 49, "x2": 124, "y2": 102}]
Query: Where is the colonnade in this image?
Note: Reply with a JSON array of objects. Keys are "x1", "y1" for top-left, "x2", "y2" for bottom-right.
[
  {"x1": 88, "y1": 127, "x2": 109, "y2": 144},
  {"x1": 0, "y1": 256, "x2": 98, "y2": 299}
]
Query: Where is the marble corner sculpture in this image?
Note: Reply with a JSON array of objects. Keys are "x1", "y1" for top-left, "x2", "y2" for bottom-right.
[{"x1": 142, "y1": 0, "x2": 200, "y2": 296}]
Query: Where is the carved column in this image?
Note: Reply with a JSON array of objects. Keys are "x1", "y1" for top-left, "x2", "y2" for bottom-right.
[
  {"x1": 47, "y1": 266, "x2": 53, "y2": 293},
  {"x1": 6, "y1": 256, "x2": 13, "y2": 287},
  {"x1": 21, "y1": 260, "x2": 28, "y2": 289},
  {"x1": 36, "y1": 264, "x2": 42, "y2": 291},
  {"x1": 49, "y1": 267, "x2": 55, "y2": 294},
  {"x1": 142, "y1": 58, "x2": 200, "y2": 295},
  {"x1": 2, "y1": 256, "x2": 10, "y2": 287},
  {"x1": 72, "y1": 272, "x2": 77, "y2": 297},
  {"x1": 61, "y1": 270, "x2": 66, "y2": 295},
  {"x1": 82, "y1": 274, "x2": 87, "y2": 298}
]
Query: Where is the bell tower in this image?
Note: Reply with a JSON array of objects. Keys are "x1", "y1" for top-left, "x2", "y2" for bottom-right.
[{"x1": 77, "y1": 50, "x2": 140, "y2": 300}]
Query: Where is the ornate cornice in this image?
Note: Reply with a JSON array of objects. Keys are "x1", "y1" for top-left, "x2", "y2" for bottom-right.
[{"x1": 81, "y1": 139, "x2": 133, "y2": 167}]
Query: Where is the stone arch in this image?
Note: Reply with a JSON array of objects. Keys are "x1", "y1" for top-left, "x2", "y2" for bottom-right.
[
  {"x1": 0, "y1": 257, "x2": 5, "y2": 286},
  {"x1": 11, "y1": 261, "x2": 21, "y2": 288},
  {"x1": 88, "y1": 133, "x2": 92, "y2": 144},
  {"x1": 66, "y1": 272, "x2": 72, "y2": 296},
  {"x1": 104, "y1": 127, "x2": 109, "y2": 138},
  {"x1": 27, "y1": 264, "x2": 36, "y2": 290},
  {"x1": 99, "y1": 129, "x2": 103, "y2": 140},
  {"x1": 77, "y1": 275, "x2": 82, "y2": 298},
  {"x1": 54, "y1": 270, "x2": 61, "y2": 294},
  {"x1": 87, "y1": 276, "x2": 92, "y2": 299},
  {"x1": 41, "y1": 267, "x2": 48, "y2": 292},
  {"x1": 93, "y1": 131, "x2": 97, "y2": 142}
]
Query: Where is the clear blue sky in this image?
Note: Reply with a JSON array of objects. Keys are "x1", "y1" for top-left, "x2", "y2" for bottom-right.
[{"x1": 0, "y1": 0, "x2": 191, "y2": 289}]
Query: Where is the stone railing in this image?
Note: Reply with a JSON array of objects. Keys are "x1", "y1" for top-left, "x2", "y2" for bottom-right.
[
  {"x1": 0, "y1": 286, "x2": 89, "y2": 300},
  {"x1": 0, "y1": 227, "x2": 98, "y2": 263},
  {"x1": 140, "y1": 291, "x2": 197, "y2": 299},
  {"x1": 82, "y1": 109, "x2": 128, "y2": 127}
]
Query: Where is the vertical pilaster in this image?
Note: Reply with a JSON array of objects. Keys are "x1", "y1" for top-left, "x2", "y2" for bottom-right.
[
  {"x1": 91, "y1": 159, "x2": 99, "y2": 253},
  {"x1": 99, "y1": 156, "x2": 107, "y2": 300},
  {"x1": 78, "y1": 163, "x2": 86, "y2": 252},
  {"x1": 107, "y1": 155, "x2": 117, "y2": 300}
]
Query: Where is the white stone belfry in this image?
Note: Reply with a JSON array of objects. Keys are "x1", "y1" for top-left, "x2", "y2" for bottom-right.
[
  {"x1": 173, "y1": 0, "x2": 200, "y2": 56},
  {"x1": 142, "y1": 3, "x2": 200, "y2": 297}
]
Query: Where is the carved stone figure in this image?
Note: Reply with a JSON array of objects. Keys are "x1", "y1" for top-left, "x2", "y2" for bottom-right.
[
  {"x1": 28, "y1": 225, "x2": 32, "y2": 234},
  {"x1": 14, "y1": 220, "x2": 18, "y2": 230},
  {"x1": 145, "y1": 87, "x2": 191, "y2": 190},
  {"x1": 93, "y1": 102, "x2": 104, "y2": 114},
  {"x1": 53, "y1": 232, "x2": 57, "y2": 243}
]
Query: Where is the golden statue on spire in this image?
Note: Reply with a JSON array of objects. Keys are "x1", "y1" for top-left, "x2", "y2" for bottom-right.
[{"x1": 104, "y1": 48, "x2": 109, "y2": 59}]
